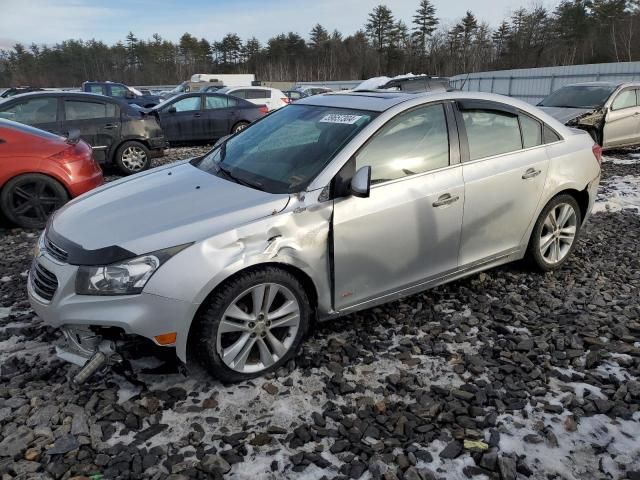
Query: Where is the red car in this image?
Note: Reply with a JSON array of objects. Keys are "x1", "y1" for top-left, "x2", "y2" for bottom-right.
[{"x1": 0, "y1": 119, "x2": 103, "y2": 228}]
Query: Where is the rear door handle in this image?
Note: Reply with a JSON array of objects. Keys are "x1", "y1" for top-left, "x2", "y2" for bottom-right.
[
  {"x1": 104, "y1": 123, "x2": 117, "y2": 129},
  {"x1": 432, "y1": 193, "x2": 460, "y2": 208},
  {"x1": 194, "y1": 113, "x2": 202, "y2": 118},
  {"x1": 522, "y1": 168, "x2": 541, "y2": 180}
]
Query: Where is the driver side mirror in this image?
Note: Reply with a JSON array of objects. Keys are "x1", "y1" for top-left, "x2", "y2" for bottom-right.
[
  {"x1": 350, "y1": 166, "x2": 371, "y2": 198},
  {"x1": 125, "y1": 91, "x2": 135, "y2": 99},
  {"x1": 167, "y1": 106, "x2": 177, "y2": 114}
]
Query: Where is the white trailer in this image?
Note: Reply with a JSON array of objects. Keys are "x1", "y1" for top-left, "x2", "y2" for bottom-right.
[{"x1": 190, "y1": 74, "x2": 255, "y2": 86}]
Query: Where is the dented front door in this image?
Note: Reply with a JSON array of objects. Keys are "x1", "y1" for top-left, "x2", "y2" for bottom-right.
[{"x1": 332, "y1": 166, "x2": 464, "y2": 310}]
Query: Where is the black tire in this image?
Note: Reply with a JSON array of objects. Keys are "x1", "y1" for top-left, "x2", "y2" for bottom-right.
[
  {"x1": 526, "y1": 194, "x2": 582, "y2": 272},
  {"x1": 0, "y1": 174, "x2": 69, "y2": 229},
  {"x1": 195, "y1": 267, "x2": 311, "y2": 383},
  {"x1": 114, "y1": 141, "x2": 151, "y2": 175},
  {"x1": 231, "y1": 121, "x2": 250, "y2": 134}
]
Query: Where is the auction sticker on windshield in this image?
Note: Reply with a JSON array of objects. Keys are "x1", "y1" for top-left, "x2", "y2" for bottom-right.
[{"x1": 319, "y1": 113, "x2": 364, "y2": 124}]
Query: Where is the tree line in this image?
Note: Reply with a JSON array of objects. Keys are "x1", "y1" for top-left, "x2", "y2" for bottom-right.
[{"x1": 1, "y1": 0, "x2": 640, "y2": 88}]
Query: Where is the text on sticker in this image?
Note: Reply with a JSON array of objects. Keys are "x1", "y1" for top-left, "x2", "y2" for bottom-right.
[{"x1": 319, "y1": 114, "x2": 363, "y2": 125}]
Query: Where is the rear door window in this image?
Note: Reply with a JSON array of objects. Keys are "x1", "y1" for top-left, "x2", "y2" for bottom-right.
[
  {"x1": 520, "y1": 114, "x2": 543, "y2": 148},
  {"x1": 65, "y1": 100, "x2": 117, "y2": 120},
  {"x1": 246, "y1": 89, "x2": 269, "y2": 99},
  {"x1": 204, "y1": 95, "x2": 229, "y2": 109},
  {"x1": 462, "y1": 110, "x2": 522, "y2": 160},
  {"x1": 0, "y1": 97, "x2": 58, "y2": 124},
  {"x1": 229, "y1": 89, "x2": 248, "y2": 99}
]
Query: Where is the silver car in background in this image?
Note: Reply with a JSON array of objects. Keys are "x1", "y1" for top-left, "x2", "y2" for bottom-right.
[
  {"x1": 538, "y1": 81, "x2": 640, "y2": 148},
  {"x1": 28, "y1": 91, "x2": 601, "y2": 383}
]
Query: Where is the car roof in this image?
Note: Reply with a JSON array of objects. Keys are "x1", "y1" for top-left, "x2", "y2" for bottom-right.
[
  {"x1": 295, "y1": 90, "x2": 565, "y2": 117},
  {"x1": 0, "y1": 90, "x2": 129, "y2": 105}
]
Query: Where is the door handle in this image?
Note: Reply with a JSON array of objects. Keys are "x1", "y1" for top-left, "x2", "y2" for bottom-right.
[
  {"x1": 194, "y1": 113, "x2": 202, "y2": 118},
  {"x1": 522, "y1": 168, "x2": 541, "y2": 180},
  {"x1": 103, "y1": 123, "x2": 117, "y2": 129},
  {"x1": 432, "y1": 193, "x2": 460, "y2": 208}
]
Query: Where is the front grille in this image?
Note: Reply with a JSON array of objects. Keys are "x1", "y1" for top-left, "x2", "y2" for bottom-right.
[
  {"x1": 30, "y1": 261, "x2": 58, "y2": 301},
  {"x1": 44, "y1": 236, "x2": 68, "y2": 263}
]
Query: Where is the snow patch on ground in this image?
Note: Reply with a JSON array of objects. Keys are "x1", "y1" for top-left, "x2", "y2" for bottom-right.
[
  {"x1": 602, "y1": 155, "x2": 640, "y2": 165},
  {"x1": 593, "y1": 174, "x2": 640, "y2": 213},
  {"x1": 498, "y1": 406, "x2": 640, "y2": 480}
]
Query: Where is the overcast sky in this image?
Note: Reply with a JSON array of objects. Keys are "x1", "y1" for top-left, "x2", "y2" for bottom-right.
[{"x1": 0, "y1": 0, "x2": 555, "y2": 50}]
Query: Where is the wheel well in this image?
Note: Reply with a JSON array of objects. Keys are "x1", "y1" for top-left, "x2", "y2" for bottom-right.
[
  {"x1": 555, "y1": 188, "x2": 590, "y2": 221},
  {"x1": 186, "y1": 262, "x2": 319, "y2": 359}
]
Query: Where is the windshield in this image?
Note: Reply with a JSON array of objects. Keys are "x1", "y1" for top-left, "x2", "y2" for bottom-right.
[
  {"x1": 539, "y1": 85, "x2": 616, "y2": 108},
  {"x1": 194, "y1": 104, "x2": 377, "y2": 193}
]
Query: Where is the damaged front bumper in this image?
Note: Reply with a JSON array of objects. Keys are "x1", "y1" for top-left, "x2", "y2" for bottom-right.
[{"x1": 57, "y1": 326, "x2": 123, "y2": 383}]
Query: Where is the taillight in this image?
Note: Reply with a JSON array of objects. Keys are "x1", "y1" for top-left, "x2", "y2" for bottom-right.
[
  {"x1": 592, "y1": 143, "x2": 602, "y2": 166},
  {"x1": 259, "y1": 105, "x2": 269, "y2": 114},
  {"x1": 281, "y1": 97, "x2": 290, "y2": 104},
  {"x1": 49, "y1": 143, "x2": 91, "y2": 164}
]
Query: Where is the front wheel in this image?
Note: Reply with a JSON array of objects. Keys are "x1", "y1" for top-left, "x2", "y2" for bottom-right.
[
  {"x1": 527, "y1": 194, "x2": 582, "y2": 271},
  {"x1": 0, "y1": 174, "x2": 69, "y2": 229},
  {"x1": 195, "y1": 267, "x2": 310, "y2": 382},
  {"x1": 115, "y1": 141, "x2": 151, "y2": 175}
]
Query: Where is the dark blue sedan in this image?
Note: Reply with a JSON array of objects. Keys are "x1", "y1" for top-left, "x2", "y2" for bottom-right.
[{"x1": 151, "y1": 92, "x2": 267, "y2": 145}]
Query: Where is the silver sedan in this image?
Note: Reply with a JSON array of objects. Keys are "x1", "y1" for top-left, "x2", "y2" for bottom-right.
[{"x1": 28, "y1": 91, "x2": 601, "y2": 382}]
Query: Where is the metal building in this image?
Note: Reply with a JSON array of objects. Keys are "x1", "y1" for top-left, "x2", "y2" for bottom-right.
[{"x1": 449, "y1": 61, "x2": 640, "y2": 104}]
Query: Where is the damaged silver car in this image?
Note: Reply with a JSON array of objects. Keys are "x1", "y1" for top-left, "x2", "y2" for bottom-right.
[
  {"x1": 28, "y1": 91, "x2": 601, "y2": 383},
  {"x1": 538, "y1": 81, "x2": 640, "y2": 148}
]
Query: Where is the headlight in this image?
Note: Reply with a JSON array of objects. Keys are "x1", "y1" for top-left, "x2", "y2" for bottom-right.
[{"x1": 75, "y1": 244, "x2": 190, "y2": 296}]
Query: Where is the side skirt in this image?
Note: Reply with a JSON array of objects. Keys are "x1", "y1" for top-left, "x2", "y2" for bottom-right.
[{"x1": 318, "y1": 248, "x2": 523, "y2": 322}]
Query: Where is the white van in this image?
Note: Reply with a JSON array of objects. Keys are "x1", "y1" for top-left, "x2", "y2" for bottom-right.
[
  {"x1": 190, "y1": 74, "x2": 255, "y2": 86},
  {"x1": 217, "y1": 86, "x2": 289, "y2": 111}
]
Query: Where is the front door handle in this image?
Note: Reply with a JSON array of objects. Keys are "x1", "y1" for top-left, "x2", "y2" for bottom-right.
[
  {"x1": 103, "y1": 123, "x2": 117, "y2": 129},
  {"x1": 432, "y1": 193, "x2": 460, "y2": 208},
  {"x1": 522, "y1": 168, "x2": 541, "y2": 180},
  {"x1": 194, "y1": 113, "x2": 202, "y2": 118}
]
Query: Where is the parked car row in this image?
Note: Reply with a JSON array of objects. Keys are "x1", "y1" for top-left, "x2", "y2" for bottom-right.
[
  {"x1": 25, "y1": 88, "x2": 601, "y2": 383},
  {"x1": 0, "y1": 88, "x2": 272, "y2": 175}
]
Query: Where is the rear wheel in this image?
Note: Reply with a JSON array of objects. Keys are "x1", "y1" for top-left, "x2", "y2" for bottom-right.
[
  {"x1": 527, "y1": 194, "x2": 581, "y2": 271},
  {"x1": 0, "y1": 174, "x2": 68, "y2": 229},
  {"x1": 195, "y1": 267, "x2": 310, "y2": 382},
  {"x1": 115, "y1": 141, "x2": 151, "y2": 175},
  {"x1": 231, "y1": 121, "x2": 249, "y2": 134}
]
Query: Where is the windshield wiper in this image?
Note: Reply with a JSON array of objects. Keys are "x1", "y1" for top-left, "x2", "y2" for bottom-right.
[{"x1": 217, "y1": 165, "x2": 264, "y2": 191}]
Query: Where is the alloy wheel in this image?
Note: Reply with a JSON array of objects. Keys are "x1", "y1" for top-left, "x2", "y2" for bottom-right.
[
  {"x1": 120, "y1": 146, "x2": 148, "y2": 172},
  {"x1": 216, "y1": 283, "x2": 301, "y2": 373},
  {"x1": 233, "y1": 123, "x2": 248, "y2": 133},
  {"x1": 9, "y1": 179, "x2": 66, "y2": 225},
  {"x1": 539, "y1": 202, "x2": 577, "y2": 264}
]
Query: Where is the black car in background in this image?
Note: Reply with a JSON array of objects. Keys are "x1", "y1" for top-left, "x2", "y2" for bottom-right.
[
  {"x1": 151, "y1": 92, "x2": 267, "y2": 144},
  {"x1": 0, "y1": 92, "x2": 166, "y2": 175},
  {"x1": 82, "y1": 81, "x2": 162, "y2": 108}
]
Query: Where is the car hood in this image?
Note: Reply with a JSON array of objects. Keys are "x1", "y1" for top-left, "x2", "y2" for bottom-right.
[
  {"x1": 51, "y1": 161, "x2": 291, "y2": 255},
  {"x1": 538, "y1": 106, "x2": 595, "y2": 124}
]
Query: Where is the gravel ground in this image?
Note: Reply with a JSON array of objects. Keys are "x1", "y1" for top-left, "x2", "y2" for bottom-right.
[{"x1": 0, "y1": 148, "x2": 639, "y2": 480}]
